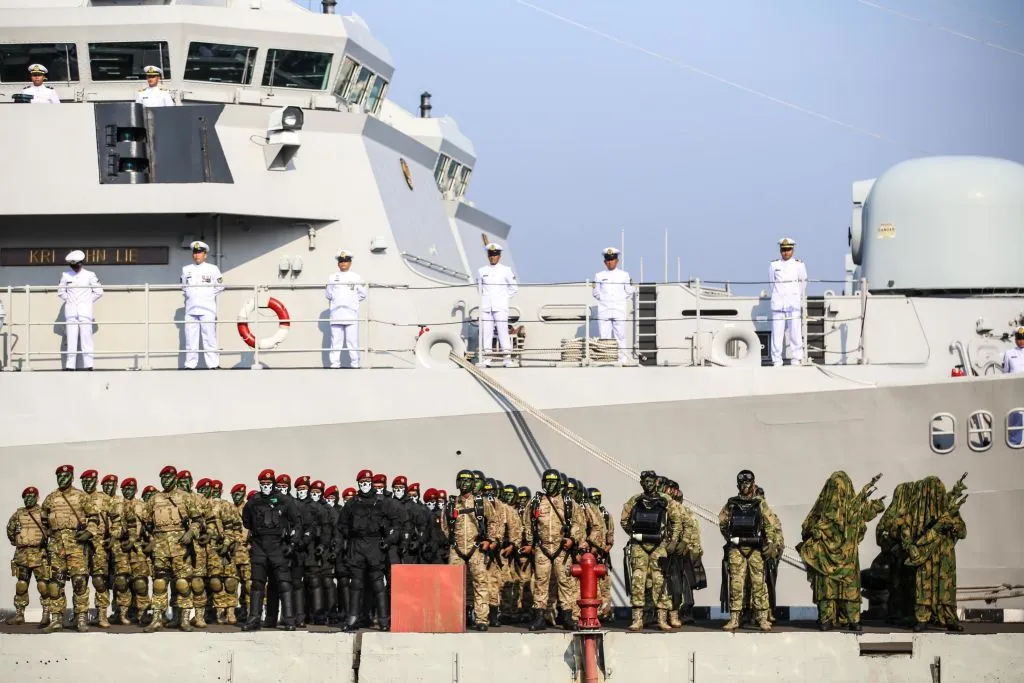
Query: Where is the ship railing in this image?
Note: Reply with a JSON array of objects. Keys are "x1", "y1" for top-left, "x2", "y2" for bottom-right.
[{"x1": 0, "y1": 278, "x2": 867, "y2": 370}]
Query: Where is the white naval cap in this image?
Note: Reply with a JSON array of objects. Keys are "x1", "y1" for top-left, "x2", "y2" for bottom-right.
[
  {"x1": 778, "y1": 237, "x2": 796, "y2": 248},
  {"x1": 65, "y1": 250, "x2": 85, "y2": 264},
  {"x1": 28, "y1": 64, "x2": 48, "y2": 76},
  {"x1": 602, "y1": 247, "x2": 621, "y2": 259},
  {"x1": 485, "y1": 242, "x2": 503, "y2": 253},
  {"x1": 191, "y1": 240, "x2": 209, "y2": 252},
  {"x1": 335, "y1": 249, "x2": 353, "y2": 261},
  {"x1": 143, "y1": 65, "x2": 164, "y2": 78}
]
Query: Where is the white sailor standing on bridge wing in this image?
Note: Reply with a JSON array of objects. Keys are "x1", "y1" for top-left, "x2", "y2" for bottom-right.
[
  {"x1": 21, "y1": 64, "x2": 60, "y2": 104},
  {"x1": 593, "y1": 247, "x2": 634, "y2": 365},
  {"x1": 57, "y1": 250, "x2": 103, "y2": 371},
  {"x1": 181, "y1": 241, "x2": 224, "y2": 369},
  {"x1": 134, "y1": 65, "x2": 175, "y2": 108},
  {"x1": 476, "y1": 242, "x2": 519, "y2": 367},
  {"x1": 325, "y1": 249, "x2": 367, "y2": 369},
  {"x1": 1003, "y1": 327, "x2": 1024, "y2": 375},
  {"x1": 768, "y1": 237, "x2": 807, "y2": 366}
]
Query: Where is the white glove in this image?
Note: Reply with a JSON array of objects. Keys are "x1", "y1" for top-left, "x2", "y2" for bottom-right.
[
  {"x1": 729, "y1": 537, "x2": 740, "y2": 545},
  {"x1": 631, "y1": 533, "x2": 643, "y2": 542}
]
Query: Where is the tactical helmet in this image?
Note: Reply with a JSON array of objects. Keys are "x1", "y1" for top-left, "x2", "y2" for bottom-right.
[
  {"x1": 737, "y1": 470, "x2": 755, "y2": 485},
  {"x1": 587, "y1": 488, "x2": 602, "y2": 505},
  {"x1": 517, "y1": 486, "x2": 531, "y2": 501},
  {"x1": 558, "y1": 472, "x2": 568, "y2": 491},
  {"x1": 483, "y1": 478, "x2": 497, "y2": 494},
  {"x1": 500, "y1": 484, "x2": 517, "y2": 504},
  {"x1": 456, "y1": 469, "x2": 475, "y2": 493}
]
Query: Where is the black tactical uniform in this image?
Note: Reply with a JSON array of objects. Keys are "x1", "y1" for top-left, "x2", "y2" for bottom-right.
[
  {"x1": 241, "y1": 484, "x2": 300, "y2": 631},
  {"x1": 264, "y1": 481, "x2": 304, "y2": 629},
  {"x1": 338, "y1": 486, "x2": 400, "y2": 631},
  {"x1": 394, "y1": 496, "x2": 430, "y2": 564},
  {"x1": 302, "y1": 488, "x2": 333, "y2": 625}
]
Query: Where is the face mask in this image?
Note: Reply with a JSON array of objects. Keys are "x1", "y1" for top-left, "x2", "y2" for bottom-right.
[
  {"x1": 374, "y1": 487, "x2": 384, "y2": 496},
  {"x1": 260, "y1": 483, "x2": 274, "y2": 495},
  {"x1": 297, "y1": 489, "x2": 309, "y2": 500},
  {"x1": 393, "y1": 487, "x2": 405, "y2": 500},
  {"x1": 358, "y1": 481, "x2": 372, "y2": 494},
  {"x1": 425, "y1": 501, "x2": 436, "y2": 511},
  {"x1": 276, "y1": 485, "x2": 289, "y2": 496},
  {"x1": 326, "y1": 498, "x2": 336, "y2": 507},
  {"x1": 311, "y1": 491, "x2": 322, "y2": 502}
]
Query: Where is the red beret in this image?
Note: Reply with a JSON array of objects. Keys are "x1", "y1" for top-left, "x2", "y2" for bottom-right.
[
  {"x1": 196, "y1": 478, "x2": 212, "y2": 489},
  {"x1": 231, "y1": 483, "x2": 246, "y2": 495},
  {"x1": 101, "y1": 474, "x2": 118, "y2": 485},
  {"x1": 408, "y1": 482, "x2": 420, "y2": 494},
  {"x1": 247, "y1": 490, "x2": 256, "y2": 500},
  {"x1": 324, "y1": 486, "x2": 339, "y2": 498},
  {"x1": 311, "y1": 480, "x2": 325, "y2": 491},
  {"x1": 437, "y1": 489, "x2": 448, "y2": 499},
  {"x1": 342, "y1": 487, "x2": 356, "y2": 498},
  {"x1": 356, "y1": 469, "x2": 373, "y2": 481},
  {"x1": 120, "y1": 478, "x2": 137, "y2": 488},
  {"x1": 22, "y1": 486, "x2": 39, "y2": 497},
  {"x1": 81, "y1": 469, "x2": 98, "y2": 479},
  {"x1": 424, "y1": 487, "x2": 438, "y2": 500},
  {"x1": 142, "y1": 485, "x2": 157, "y2": 494},
  {"x1": 211, "y1": 480, "x2": 223, "y2": 489},
  {"x1": 56, "y1": 464, "x2": 74, "y2": 475},
  {"x1": 159, "y1": 466, "x2": 177, "y2": 477},
  {"x1": 276, "y1": 473, "x2": 291, "y2": 486},
  {"x1": 393, "y1": 475, "x2": 408, "y2": 488},
  {"x1": 176, "y1": 470, "x2": 192, "y2": 480},
  {"x1": 295, "y1": 475, "x2": 311, "y2": 488},
  {"x1": 372, "y1": 473, "x2": 387, "y2": 485},
  {"x1": 258, "y1": 469, "x2": 275, "y2": 482}
]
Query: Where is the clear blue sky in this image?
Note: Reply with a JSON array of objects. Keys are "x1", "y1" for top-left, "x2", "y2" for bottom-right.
[{"x1": 300, "y1": 0, "x2": 1023, "y2": 287}]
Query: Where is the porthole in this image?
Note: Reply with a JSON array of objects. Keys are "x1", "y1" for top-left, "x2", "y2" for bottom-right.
[
  {"x1": 967, "y1": 410, "x2": 993, "y2": 452},
  {"x1": 1008, "y1": 408, "x2": 1024, "y2": 449},
  {"x1": 930, "y1": 413, "x2": 956, "y2": 454}
]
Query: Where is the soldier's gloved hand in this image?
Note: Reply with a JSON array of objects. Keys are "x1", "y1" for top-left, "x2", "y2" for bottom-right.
[
  {"x1": 120, "y1": 539, "x2": 132, "y2": 553},
  {"x1": 144, "y1": 539, "x2": 156, "y2": 554},
  {"x1": 180, "y1": 527, "x2": 197, "y2": 545},
  {"x1": 75, "y1": 529, "x2": 93, "y2": 543},
  {"x1": 197, "y1": 533, "x2": 211, "y2": 546}
]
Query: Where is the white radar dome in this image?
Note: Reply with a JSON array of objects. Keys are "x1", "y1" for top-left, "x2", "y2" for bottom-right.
[{"x1": 859, "y1": 156, "x2": 1024, "y2": 293}]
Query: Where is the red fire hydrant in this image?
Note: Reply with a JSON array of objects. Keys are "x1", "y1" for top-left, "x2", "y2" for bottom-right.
[{"x1": 571, "y1": 552, "x2": 607, "y2": 683}]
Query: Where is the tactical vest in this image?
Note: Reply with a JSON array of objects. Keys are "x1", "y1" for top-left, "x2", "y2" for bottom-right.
[
  {"x1": 446, "y1": 494, "x2": 486, "y2": 540},
  {"x1": 726, "y1": 497, "x2": 763, "y2": 548},
  {"x1": 151, "y1": 493, "x2": 185, "y2": 532},
  {"x1": 252, "y1": 496, "x2": 286, "y2": 536},
  {"x1": 15, "y1": 508, "x2": 46, "y2": 547},
  {"x1": 46, "y1": 489, "x2": 85, "y2": 531},
  {"x1": 630, "y1": 496, "x2": 666, "y2": 540}
]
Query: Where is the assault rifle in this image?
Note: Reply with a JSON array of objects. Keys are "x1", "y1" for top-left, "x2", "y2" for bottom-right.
[
  {"x1": 858, "y1": 473, "x2": 883, "y2": 501},
  {"x1": 949, "y1": 472, "x2": 968, "y2": 502}
]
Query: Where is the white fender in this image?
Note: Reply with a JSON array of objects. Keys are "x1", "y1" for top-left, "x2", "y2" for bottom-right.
[
  {"x1": 415, "y1": 329, "x2": 467, "y2": 369},
  {"x1": 709, "y1": 327, "x2": 762, "y2": 367}
]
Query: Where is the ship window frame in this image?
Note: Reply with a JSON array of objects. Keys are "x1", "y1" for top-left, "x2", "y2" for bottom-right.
[
  {"x1": 1008, "y1": 407, "x2": 1024, "y2": 449},
  {"x1": 88, "y1": 40, "x2": 171, "y2": 81},
  {"x1": 0, "y1": 43, "x2": 80, "y2": 83},
  {"x1": 442, "y1": 158, "x2": 461, "y2": 193},
  {"x1": 333, "y1": 55, "x2": 358, "y2": 100},
  {"x1": 433, "y1": 153, "x2": 452, "y2": 186},
  {"x1": 364, "y1": 75, "x2": 388, "y2": 114},
  {"x1": 345, "y1": 65, "x2": 373, "y2": 105},
  {"x1": 929, "y1": 412, "x2": 956, "y2": 455},
  {"x1": 966, "y1": 410, "x2": 994, "y2": 452},
  {"x1": 261, "y1": 48, "x2": 333, "y2": 91},
  {"x1": 453, "y1": 166, "x2": 472, "y2": 197},
  {"x1": 183, "y1": 41, "x2": 258, "y2": 85}
]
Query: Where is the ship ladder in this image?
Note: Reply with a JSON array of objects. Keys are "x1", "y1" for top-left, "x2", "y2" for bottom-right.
[{"x1": 450, "y1": 352, "x2": 804, "y2": 571}]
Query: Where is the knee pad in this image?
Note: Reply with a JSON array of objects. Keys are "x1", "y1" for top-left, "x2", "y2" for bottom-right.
[
  {"x1": 114, "y1": 575, "x2": 129, "y2": 592},
  {"x1": 208, "y1": 577, "x2": 223, "y2": 593},
  {"x1": 46, "y1": 581, "x2": 62, "y2": 599},
  {"x1": 152, "y1": 578, "x2": 168, "y2": 594},
  {"x1": 190, "y1": 577, "x2": 206, "y2": 594},
  {"x1": 72, "y1": 576, "x2": 89, "y2": 594},
  {"x1": 133, "y1": 578, "x2": 149, "y2": 596},
  {"x1": 15, "y1": 580, "x2": 29, "y2": 597},
  {"x1": 224, "y1": 577, "x2": 239, "y2": 594},
  {"x1": 92, "y1": 576, "x2": 108, "y2": 593},
  {"x1": 307, "y1": 575, "x2": 321, "y2": 590},
  {"x1": 174, "y1": 579, "x2": 191, "y2": 597},
  {"x1": 36, "y1": 580, "x2": 48, "y2": 596},
  {"x1": 17, "y1": 566, "x2": 32, "y2": 583},
  {"x1": 277, "y1": 581, "x2": 292, "y2": 596}
]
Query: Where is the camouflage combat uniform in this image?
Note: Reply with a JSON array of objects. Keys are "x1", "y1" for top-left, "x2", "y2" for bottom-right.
[
  {"x1": 143, "y1": 478, "x2": 200, "y2": 632},
  {"x1": 40, "y1": 480, "x2": 91, "y2": 632},
  {"x1": 185, "y1": 482, "x2": 217, "y2": 628},
  {"x1": 6, "y1": 499, "x2": 49, "y2": 625},
  {"x1": 876, "y1": 481, "x2": 915, "y2": 623},
  {"x1": 489, "y1": 494, "x2": 522, "y2": 623},
  {"x1": 83, "y1": 481, "x2": 114, "y2": 626},
  {"x1": 232, "y1": 495, "x2": 252, "y2": 618},
  {"x1": 597, "y1": 501, "x2": 615, "y2": 619},
  {"x1": 665, "y1": 493, "x2": 702, "y2": 627},
  {"x1": 530, "y1": 492, "x2": 584, "y2": 625},
  {"x1": 447, "y1": 491, "x2": 502, "y2": 627},
  {"x1": 719, "y1": 486, "x2": 783, "y2": 631},
  {"x1": 120, "y1": 491, "x2": 152, "y2": 619},
  {"x1": 905, "y1": 476, "x2": 967, "y2": 629},
  {"x1": 621, "y1": 489, "x2": 684, "y2": 630},
  {"x1": 211, "y1": 492, "x2": 243, "y2": 623}
]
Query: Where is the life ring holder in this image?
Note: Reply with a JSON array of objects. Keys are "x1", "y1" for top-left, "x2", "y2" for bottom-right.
[
  {"x1": 415, "y1": 328, "x2": 467, "y2": 369},
  {"x1": 708, "y1": 327, "x2": 762, "y2": 367},
  {"x1": 237, "y1": 295, "x2": 291, "y2": 349}
]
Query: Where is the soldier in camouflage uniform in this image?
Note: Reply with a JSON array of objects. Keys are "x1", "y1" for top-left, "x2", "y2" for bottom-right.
[
  {"x1": 512, "y1": 486, "x2": 534, "y2": 621},
  {"x1": 719, "y1": 469, "x2": 783, "y2": 632},
  {"x1": 143, "y1": 465, "x2": 201, "y2": 632},
  {"x1": 229, "y1": 483, "x2": 251, "y2": 621},
  {"x1": 797, "y1": 471, "x2": 886, "y2": 631},
  {"x1": 80, "y1": 469, "x2": 112, "y2": 628},
  {"x1": 6, "y1": 486, "x2": 49, "y2": 626},
  {"x1": 660, "y1": 478, "x2": 702, "y2": 628},
  {"x1": 119, "y1": 477, "x2": 152, "y2": 624},
  {"x1": 202, "y1": 479, "x2": 240, "y2": 624},
  {"x1": 905, "y1": 475, "x2": 967, "y2": 632},
  {"x1": 482, "y1": 478, "x2": 519, "y2": 627},
  {"x1": 528, "y1": 469, "x2": 585, "y2": 631},
  {"x1": 446, "y1": 470, "x2": 502, "y2": 631},
  {"x1": 101, "y1": 474, "x2": 133, "y2": 625},
  {"x1": 496, "y1": 483, "x2": 525, "y2": 621},
  {"x1": 586, "y1": 488, "x2": 615, "y2": 621},
  {"x1": 875, "y1": 481, "x2": 915, "y2": 625},
  {"x1": 620, "y1": 471, "x2": 685, "y2": 631},
  {"x1": 178, "y1": 470, "x2": 217, "y2": 628},
  {"x1": 40, "y1": 464, "x2": 91, "y2": 632}
]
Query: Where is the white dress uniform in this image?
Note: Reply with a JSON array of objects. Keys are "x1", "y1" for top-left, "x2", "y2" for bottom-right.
[
  {"x1": 57, "y1": 254, "x2": 103, "y2": 370},
  {"x1": 476, "y1": 244, "x2": 519, "y2": 366},
  {"x1": 181, "y1": 247, "x2": 224, "y2": 369},
  {"x1": 21, "y1": 83, "x2": 60, "y2": 104},
  {"x1": 325, "y1": 265, "x2": 367, "y2": 369},
  {"x1": 768, "y1": 248, "x2": 807, "y2": 366},
  {"x1": 593, "y1": 254, "x2": 634, "y2": 364},
  {"x1": 1004, "y1": 344, "x2": 1024, "y2": 374},
  {"x1": 135, "y1": 86, "x2": 175, "y2": 108}
]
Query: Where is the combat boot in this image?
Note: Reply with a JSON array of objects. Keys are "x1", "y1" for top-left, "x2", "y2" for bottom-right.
[
  {"x1": 42, "y1": 613, "x2": 64, "y2": 633},
  {"x1": 373, "y1": 577, "x2": 390, "y2": 632},
  {"x1": 628, "y1": 608, "x2": 644, "y2": 632},
  {"x1": 226, "y1": 608, "x2": 238, "y2": 625},
  {"x1": 293, "y1": 585, "x2": 307, "y2": 628},
  {"x1": 38, "y1": 608, "x2": 50, "y2": 628},
  {"x1": 75, "y1": 612, "x2": 89, "y2": 632},
  {"x1": 657, "y1": 609, "x2": 672, "y2": 631},
  {"x1": 116, "y1": 607, "x2": 130, "y2": 625},
  {"x1": 279, "y1": 586, "x2": 297, "y2": 632},
  {"x1": 96, "y1": 609, "x2": 110, "y2": 629},
  {"x1": 528, "y1": 608, "x2": 548, "y2": 632},
  {"x1": 5, "y1": 607, "x2": 25, "y2": 625},
  {"x1": 722, "y1": 613, "x2": 741, "y2": 631},
  {"x1": 143, "y1": 612, "x2": 164, "y2": 633},
  {"x1": 669, "y1": 610, "x2": 683, "y2": 629},
  {"x1": 488, "y1": 605, "x2": 500, "y2": 628},
  {"x1": 179, "y1": 609, "x2": 194, "y2": 632},
  {"x1": 241, "y1": 585, "x2": 264, "y2": 632},
  {"x1": 342, "y1": 587, "x2": 362, "y2": 632},
  {"x1": 192, "y1": 607, "x2": 208, "y2": 629},
  {"x1": 166, "y1": 607, "x2": 181, "y2": 628},
  {"x1": 757, "y1": 612, "x2": 772, "y2": 632}
]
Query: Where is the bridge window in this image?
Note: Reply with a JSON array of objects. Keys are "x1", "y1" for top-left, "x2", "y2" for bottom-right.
[
  {"x1": 184, "y1": 42, "x2": 256, "y2": 85},
  {"x1": 434, "y1": 154, "x2": 451, "y2": 186},
  {"x1": 930, "y1": 413, "x2": 956, "y2": 454},
  {"x1": 344, "y1": 65, "x2": 373, "y2": 104},
  {"x1": 334, "y1": 56, "x2": 358, "y2": 98},
  {"x1": 1008, "y1": 408, "x2": 1024, "y2": 449},
  {"x1": 0, "y1": 43, "x2": 79, "y2": 82},
  {"x1": 262, "y1": 49, "x2": 332, "y2": 90},
  {"x1": 89, "y1": 41, "x2": 171, "y2": 81},
  {"x1": 453, "y1": 166, "x2": 472, "y2": 197},
  {"x1": 365, "y1": 75, "x2": 388, "y2": 113},
  {"x1": 967, "y1": 410, "x2": 993, "y2": 452}
]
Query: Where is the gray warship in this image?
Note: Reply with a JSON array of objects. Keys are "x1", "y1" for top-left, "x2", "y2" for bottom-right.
[{"x1": 0, "y1": 1, "x2": 1022, "y2": 679}]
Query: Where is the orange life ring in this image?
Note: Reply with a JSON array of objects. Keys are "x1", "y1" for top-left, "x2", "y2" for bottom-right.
[{"x1": 237, "y1": 296, "x2": 291, "y2": 349}]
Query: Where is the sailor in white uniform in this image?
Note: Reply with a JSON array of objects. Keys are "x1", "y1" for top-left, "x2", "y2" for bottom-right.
[
  {"x1": 768, "y1": 237, "x2": 807, "y2": 366},
  {"x1": 181, "y1": 241, "x2": 224, "y2": 369},
  {"x1": 325, "y1": 249, "x2": 367, "y2": 369},
  {"x1": 57, "y1": 250, "x2": 103, "y2": 371},
  {"x1": 135, "y1": 65, "x2": 175, "y2": 107},
  {"x1": 21, "y1": 64, "x2": 61, "y2": 104},
  {"x1": 1004, "y1": 327, "x2": 1024, "y2": 374},
  {"x1": 476, "y1": 242, "x2": 519, "y2": 367},
  {"x1": 593, "y1": 247, "x2": 634, "y2": 365}
]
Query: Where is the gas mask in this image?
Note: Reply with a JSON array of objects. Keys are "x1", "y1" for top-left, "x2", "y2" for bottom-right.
[
  {"x1": 23, "y1": 494, "x2": 37, "y2": 508},
  {"x1": 358, "y1": 481, "x2": 372, "y2": 495},
  {"x1": 310, "y1": 491, "x2": 322, "y2": 502},
  {"x1": 57, "y1": 473, "x2": 73, "y2": 490},
  {"x1": 736, "y1": 470, "x2": 756, "y2": 497},
  {"x1": 640, "y1": 476, "x2": 657, "y2": 496},
  {"x1": 260, "y1": 482, "x2": 274, "y2": 496},
  {"x1": 393, "y1": 486, "x2": 405, "y2": 500},
  {"x1": 276, "y1": 484, "x2": 289, "y2": 496},
  {"x1": 82, "y1": 477, "x2": 97, "y2": 494},
  {"x1": 296, "y1": 488, "x2": 309, "y2": 501}
]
